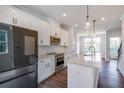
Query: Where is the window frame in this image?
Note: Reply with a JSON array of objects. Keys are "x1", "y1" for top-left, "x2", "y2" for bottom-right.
[
  {"x1": 83, "y1": 38, "x2": 101, "y2": 53},
  {"x1": 0, "y1": 30, "x2": 8, "y2": 54}
]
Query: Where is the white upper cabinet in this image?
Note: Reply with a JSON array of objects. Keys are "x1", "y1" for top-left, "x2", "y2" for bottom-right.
[
  {"x1": 49, "y1": 18, "x2": 61, "y2": 37},
  {"x1": 29, "y1": 15, "x2": 50, "y2": 45},
  {"x1": 60, "y1": 28, "x2": 65, "y2": 46},
  {"x1": 12, "y1": 8, "x2": 30, "y2": 29},
  {"x1": 60, "y1": 28, "x2": 69, "y2": 46},
  {"x1": 30, "y1": 15, "x2": 41, "y2": 31},
  {"x1": 0, "y1": 6, "x2": 13, "y2": 25},
  {"x1": 0, "y1": 6, "x2": 31, "y2": 29},
  {"x1": 64, "y1": 30, "x2": 69, "y2": 46},
  {"x1": 38, "y1": 20, "x2": 50, "y2": 45}
]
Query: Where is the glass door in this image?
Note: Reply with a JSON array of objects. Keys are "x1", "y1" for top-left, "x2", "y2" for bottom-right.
[
  {"x1": 109, "y1": 37, "x2": 121, "y2": 59},
  {"x1": 84, "y1": 38, "x2": 101, "y2": 55}
]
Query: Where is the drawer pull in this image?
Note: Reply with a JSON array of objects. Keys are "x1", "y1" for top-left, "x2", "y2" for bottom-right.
[{"x1": 40, "y1": 61, "x2": 44, "y2": 62}]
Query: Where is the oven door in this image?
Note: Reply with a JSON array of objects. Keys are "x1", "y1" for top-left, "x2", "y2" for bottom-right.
[{"x1": 56, "y1": 56, "x2": 64, "y2": 71}]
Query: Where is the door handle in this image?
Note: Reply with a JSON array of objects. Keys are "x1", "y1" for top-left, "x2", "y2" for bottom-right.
[
  {"x1": 40, "y1": 61, "x2": 44, "y2": 62},
  {"x1": 16, "y1": 45, "x2": 20, "y2": 48},
  {"x1": 10, "y1": 55, "x2": 14, "y2": 58},
  {"x1": 41, "y1": 40, "x2": 43, "y2": 44},
  {"x1": 15, "y1": 19, "x2": 17, "y2": 24},
  {"x1": 46, "y1": 64, "x2": 47, "y2": 68},
  {"x1": 13, "y1": 18, "x2": 15, "y2": 24},
  {"x1": 48, "y1": 63, "x2": 49, "y2": 67}
]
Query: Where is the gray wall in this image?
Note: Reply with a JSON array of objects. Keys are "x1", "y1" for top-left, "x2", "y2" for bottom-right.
[{"x1": 105, "y1": 28, "x2": 122, "y2": 61}]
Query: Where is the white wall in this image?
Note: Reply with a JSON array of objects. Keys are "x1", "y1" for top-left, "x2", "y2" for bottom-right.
[
  {"x1": 79, "y1": 33, "x2": 106, "y2": 58},
  {"x1": 105, "y1": 28, "x2": 122, "y2": 61},
  {"x1": 118, "y1": 19, "x2": 124, "y2": 76}
]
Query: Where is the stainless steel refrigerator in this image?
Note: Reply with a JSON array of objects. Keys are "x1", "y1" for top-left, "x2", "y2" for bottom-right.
[{"x1": 0, "y1": 23, "x2": 38, "y2": 88}]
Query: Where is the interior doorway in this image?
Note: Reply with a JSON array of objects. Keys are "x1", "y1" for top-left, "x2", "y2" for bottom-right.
[{"x1": 109, "y1": 37, "x2": 121, "y2": 60}]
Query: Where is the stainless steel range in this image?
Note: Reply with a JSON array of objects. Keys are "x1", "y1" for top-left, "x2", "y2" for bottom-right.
[{"x1": 47, "y1": 52, "x2": 64, "y2": 72}]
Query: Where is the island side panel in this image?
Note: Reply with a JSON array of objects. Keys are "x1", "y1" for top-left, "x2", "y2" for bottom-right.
[{"x1": 68, "y1": 63, "x2": 94, "y2": 88}]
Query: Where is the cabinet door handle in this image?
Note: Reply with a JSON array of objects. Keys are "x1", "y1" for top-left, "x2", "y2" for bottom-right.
[
  {"x1": 55, "y1": 33, "x2": 57, "y2": 36},
  {"x1": 40, "y1": 61, "x2": 44, "y2": 62},
  {"x1": 41, "y1": 40, "x2": 43, "y2": 44},
  {"x1": 51, "y1": 58, "x2": 54, "y2": 60},
  {"x1": 15, "y1": 19, "x2": 17, "y2": 24},
  {"x1": 46, "y1": 64, "x2": 47, "y2": 68},
  {"x1": 48, "y1": 63, "x2": 49, "y2": 67},
  {"x1": 13, "y1": 18, "x2": 15, "y2": 24}
]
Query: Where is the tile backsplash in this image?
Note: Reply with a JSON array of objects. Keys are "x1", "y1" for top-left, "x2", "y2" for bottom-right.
[{"x1": 38, "y1": 45, "x2": 66, "y2": 56}]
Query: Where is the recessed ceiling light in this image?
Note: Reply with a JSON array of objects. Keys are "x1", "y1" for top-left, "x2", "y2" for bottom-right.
[
  {"x1": 101, "y1": 17, "x2": 105, "y2": 21},
  {"x1": 62, "y1": 13, "x2": 66, "y2": 17},
  {"x1": 75, "y1": 24, "x2": 78, "y2": 27}
]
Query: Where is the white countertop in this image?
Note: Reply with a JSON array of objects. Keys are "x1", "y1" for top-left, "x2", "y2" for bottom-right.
[{"x1": 68, "y1": 55, "x2": 101, "y2": 68}]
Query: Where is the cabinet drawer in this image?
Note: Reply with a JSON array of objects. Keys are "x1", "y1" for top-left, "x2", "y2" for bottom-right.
[
  {"x1": 39, "y1": 60, "x2": 45, "y2": 63},
  {"x1": 47, "y1": 57, "x2": 55, "y2": 61}
]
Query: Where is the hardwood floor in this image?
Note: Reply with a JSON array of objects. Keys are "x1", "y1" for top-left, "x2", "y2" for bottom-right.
[
  {"x1": 38, "y1": 68, "x2": 67, "y2": 88},
  {"x1": 98, "y1": 60, "x2": 124, "y2": 88},
  {"x1": 39, "y1": 59, "x2": 124, "y2": 88}
]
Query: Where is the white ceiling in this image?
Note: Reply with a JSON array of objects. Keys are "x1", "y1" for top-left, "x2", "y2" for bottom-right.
[{"x1": 17, "y1": 5, "x2": 124, "y2": 32}]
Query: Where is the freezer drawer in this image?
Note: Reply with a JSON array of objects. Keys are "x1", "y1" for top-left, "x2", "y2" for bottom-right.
[{"x1": 0, "y1": 72, "x2": 37, "y2": 88}]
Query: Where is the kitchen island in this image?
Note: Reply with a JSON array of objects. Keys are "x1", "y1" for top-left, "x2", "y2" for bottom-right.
[{"x1": 68, "y1": 55, "x2": 101, "y2": 88}]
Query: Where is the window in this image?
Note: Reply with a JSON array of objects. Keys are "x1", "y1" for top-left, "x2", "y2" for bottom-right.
[
  {"x1": 84, "y1": 38, "x2": 101, "y2": 53},
  {"x1": 0, "y1": 30, "x2": 8, "y2": 54}
]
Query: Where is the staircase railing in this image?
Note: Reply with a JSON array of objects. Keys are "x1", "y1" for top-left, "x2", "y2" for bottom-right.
[{"x1": 118, "y1": 42, "x2": 122, "y2": 60}]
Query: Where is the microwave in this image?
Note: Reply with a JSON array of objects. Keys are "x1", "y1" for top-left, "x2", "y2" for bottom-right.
[{"x1": 50, "y1": 36, "x2": 61, "y2": 45}]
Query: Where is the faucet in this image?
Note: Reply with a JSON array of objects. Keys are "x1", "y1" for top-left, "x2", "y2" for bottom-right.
[{"x1": 89, "y1": 45, "x2": 95, "y2": 61}]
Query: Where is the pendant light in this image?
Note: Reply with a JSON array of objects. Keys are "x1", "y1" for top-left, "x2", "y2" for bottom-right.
[
  {"x1": 93, "y1": 20, "x2": 96, "y2": 38},
  {"x1": 84, "y1": 5, "x2": 90, "y2": 30}
]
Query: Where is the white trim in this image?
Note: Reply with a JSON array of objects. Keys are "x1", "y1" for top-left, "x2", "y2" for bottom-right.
[{"x1": 0, "y1": 30, "x2": 8, "y2": 54}]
